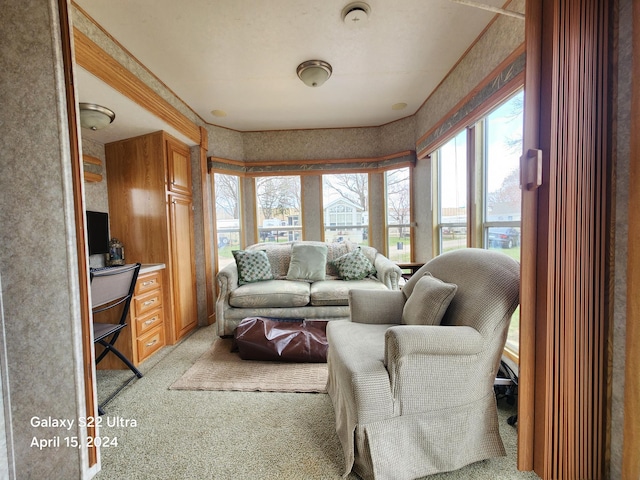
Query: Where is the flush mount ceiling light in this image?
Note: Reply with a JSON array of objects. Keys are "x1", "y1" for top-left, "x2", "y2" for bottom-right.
[
  {"x1": 79, "y1": 103, "x2": 115, "y2": 130},
  {"x1": 296, "y1": 60, "x2": 333, "y2": 88}
]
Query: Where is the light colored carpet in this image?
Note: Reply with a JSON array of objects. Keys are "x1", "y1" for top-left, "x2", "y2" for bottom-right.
[
  {"x1": 170, "y1": 338, "x2": 328, "y2": 393},
  {"x1": 95, "y1": 325, "x2": 540, "y2": 480}
]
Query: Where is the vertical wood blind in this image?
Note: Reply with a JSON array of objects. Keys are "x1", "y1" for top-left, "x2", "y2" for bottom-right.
[{"x1": 522, "y1": 0, "x2": 613, "y2": 478}]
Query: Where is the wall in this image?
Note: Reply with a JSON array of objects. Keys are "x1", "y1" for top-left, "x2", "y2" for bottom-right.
[
  {"x1": 0, "y1": 1, "x2": 92, "y2": 478},
  {"x1": 611, "y1": 0, "x2": 633, "y2": 476},
  {"x1": 413, "y1": 0, "x2": 526, "y2": 140},
  {"x1": 82, "y1": 138, "x2": 108, "y2": 212}
]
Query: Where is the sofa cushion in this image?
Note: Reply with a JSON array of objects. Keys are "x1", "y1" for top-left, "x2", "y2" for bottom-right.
[
  {"x1": 286, "y1": 243, "x2": 328, "y2": 282},
  {"x1": 326, "y1": 242, "x2": 352, "y2": 277},
  {"x1": 229, "y1": 280, "x2": 311, "y2": 308},
  {"x1": 332, "y1": 247, "x2": 377, "y2": 281},
  {"x1": 232, "y1": 249, "x2": 274, "y2": 285},
  {"x1": 401, "y1": 273, "x2": 457, "y2": 325},
  {"x1": 311, "y1": 279, "x2": 389, "y2": 306}
]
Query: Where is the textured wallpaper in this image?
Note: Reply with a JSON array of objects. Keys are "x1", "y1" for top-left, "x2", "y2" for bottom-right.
[{"x1": 414, "y1": 0, "x2": 526, "y2": 150}]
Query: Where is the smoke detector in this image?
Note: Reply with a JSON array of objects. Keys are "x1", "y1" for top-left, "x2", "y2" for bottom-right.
[{"x1": 342, "y1": 2, "x2": 371, "y2": 25}]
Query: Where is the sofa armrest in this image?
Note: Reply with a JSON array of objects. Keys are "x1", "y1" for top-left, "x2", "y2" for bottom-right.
[
  {"x1": 216, "y1": 262, "x2": 239, "y2": 299},
  {"x1": 349, "y1": 289, "x2": 405, "y2": 324},
  {"x1": 374, "y1": 254, "x2": 403, "y2": 290}
]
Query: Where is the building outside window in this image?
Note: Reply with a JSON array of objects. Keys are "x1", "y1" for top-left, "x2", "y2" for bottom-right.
[{"x1": 322, "y1": 174, "x2": 368, "y2": 245}]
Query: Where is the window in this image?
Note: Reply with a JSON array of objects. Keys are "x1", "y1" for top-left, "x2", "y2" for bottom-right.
[
  {"x1": 322, "y1": 174, "x2": 368, "y2": 245},
  {"x1": 385, "y1": 167, "x2": 411, "y2": 262},
  {"x1": 433, "y1": 89, "x2": 523, "y2": 357},
  {"x1": 214, "y1": 173, "x2": 242, "y2": 270},
  {"x1": 255, "y1": 176, "x2": 302, "y2": 242},
  {"x1": 483, "y1": 91, "x2": 523, "y2": 354},
  {"x1": 436, "y1": 130, "x2": 468, "y2": 253}
]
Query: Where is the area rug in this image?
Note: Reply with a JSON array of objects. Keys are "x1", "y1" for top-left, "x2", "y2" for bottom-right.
[{"x1": 170, "y1": 338, "x2": 328, "y2": 393}]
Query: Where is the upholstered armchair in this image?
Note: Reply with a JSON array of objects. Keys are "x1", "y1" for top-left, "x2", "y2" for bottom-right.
[{"x1": 326, "y1": 248, "x2": 520, "y2": 480}]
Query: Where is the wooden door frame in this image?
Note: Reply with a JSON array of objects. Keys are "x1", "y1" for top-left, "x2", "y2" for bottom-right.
[
  {"x1": 623, "y1": 1, "x2": 640, "y2": 476},
  {"x1": 58, "y1": 0, "x2": 98, "y2": 468}
]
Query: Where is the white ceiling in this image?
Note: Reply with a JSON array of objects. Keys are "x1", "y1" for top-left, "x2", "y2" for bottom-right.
[{"x1": 74, "y1": 0, "x2": 515, "y2": 142}]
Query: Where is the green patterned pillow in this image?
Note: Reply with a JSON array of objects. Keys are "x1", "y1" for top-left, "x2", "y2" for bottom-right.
[
  {"x1": 332, "y1": 247, "x2": 377, "y2": 281},
  {"x1": 232, "y1": 250, "x2": 274, "y2": 285}
]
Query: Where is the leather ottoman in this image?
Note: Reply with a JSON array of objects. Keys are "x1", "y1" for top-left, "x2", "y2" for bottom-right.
[{"x1": 233, "y1": 317, "x2": 328, "y2": 363}]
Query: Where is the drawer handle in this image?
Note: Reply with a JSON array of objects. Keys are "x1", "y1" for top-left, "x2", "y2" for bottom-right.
[
  {"x1": 145, "y1": 339, "x2": 158, "y2": 348},
  {"x1": 142, "y1": 280, "x2": 155, "y2": 287},
  {"x1": 143, "y1": 299, "x2": 157, "y2": 307},
  {"x1": 144, "y1": 317, "x2": 158, "y2": 326}
]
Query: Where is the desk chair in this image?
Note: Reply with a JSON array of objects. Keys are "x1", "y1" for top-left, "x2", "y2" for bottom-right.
[{"x1": 90, "y1": 263, "x2": 142, "y2": 414}]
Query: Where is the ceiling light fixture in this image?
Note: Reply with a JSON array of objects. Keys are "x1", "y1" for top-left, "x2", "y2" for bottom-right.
[
  {"x1": 79, "y1": 103, "x2": 115, "y2": 130},
  {"x1": 296, "y1": 60, "x2": 333, "y2": 88}
]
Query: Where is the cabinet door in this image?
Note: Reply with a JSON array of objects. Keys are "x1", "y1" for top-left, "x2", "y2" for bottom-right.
[
  {"x1": 169, "y1": 194, "x2": 198, "y2": 340},
  {"x1": 166, "y1": 137, "x2": 192, "y2": 196}
]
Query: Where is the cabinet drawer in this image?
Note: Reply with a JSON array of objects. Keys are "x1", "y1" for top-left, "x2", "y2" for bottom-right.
[
  {"x1": 135, "y1": 307, "x2": 164, "y2": 337},
  {"x1": 135, "y1": 271, "x2": 162, "y2": 296},
  {"x1": 134, "y1": 289, "x2": 163, "y2": 316},
  {"x1": 137, "y1": 326, "x2": 165, "y2": 363}
]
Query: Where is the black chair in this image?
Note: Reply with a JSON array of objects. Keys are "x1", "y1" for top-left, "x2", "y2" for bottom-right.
[{"x1": 90, "y1": 263, "x2": 142, "y2": 414}]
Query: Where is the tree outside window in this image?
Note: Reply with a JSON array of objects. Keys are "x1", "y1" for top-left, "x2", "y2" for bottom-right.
[
  {"x1": 385, "y1": 167, "x2": 411, "y2": 262},
  {"x1": 214, "y1": 173, "x2": 241, "y2": 269},
  {"x1": 255, "y1": 176, "x2": 302, "y2": 242}
]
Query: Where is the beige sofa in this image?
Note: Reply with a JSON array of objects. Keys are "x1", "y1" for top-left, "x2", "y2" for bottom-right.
[
  {"x1": 215, "y1": 241, "x2": 403, "y2": 337},
  {"x1": 326, "y1": 248, "x2": 520, "y2": 479}
]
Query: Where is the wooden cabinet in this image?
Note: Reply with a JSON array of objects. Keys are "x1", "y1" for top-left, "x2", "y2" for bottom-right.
[
  {"x1": 166, "y1": 137, "x2": 192, "y2": 196},
  {"x1": 105, "y1": 131, "x2": 198, "y2": 344},
  {"x1": 131, "y1": 269, "x2": 166, "y2": 363},
  {"x1": 96, "y1": 267, "x2": 166, "y2": 369}
]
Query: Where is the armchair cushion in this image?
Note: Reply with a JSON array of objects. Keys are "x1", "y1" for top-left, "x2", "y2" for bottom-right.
[
  {"x1": 232, "y1": 249, "x2": 274, "y2": 285},
  {"x1": 332, "y1": 247, "x2": 376, "y2": 281},
  {"x1": 286, "y1": 243, "x2": 328, "y2": 282},
  {"x1": 401, "y1": 273, "x2": 457, "y2": 325}
]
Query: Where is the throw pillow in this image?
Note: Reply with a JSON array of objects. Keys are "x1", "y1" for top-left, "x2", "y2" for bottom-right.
[
  {"x1": 286, "y1": 243, "x2": 328, "y2": 282},
  {"x1": 401, "y1": 273, "x2": 457, "y2": 325},
  {"x1": 232, "y1": 249, "x2": 274, "y2": 285},
  {"x1": 331, "y1": 247, "x2": 376, "y2": 281}
]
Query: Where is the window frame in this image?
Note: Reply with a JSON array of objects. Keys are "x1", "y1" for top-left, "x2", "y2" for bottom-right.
[
  {"x1": 384, "y1": 166, "x2": 413, "y2": 263},
  {"x1": 431, "y1": 87, "x2": 524, "y2": 360}
]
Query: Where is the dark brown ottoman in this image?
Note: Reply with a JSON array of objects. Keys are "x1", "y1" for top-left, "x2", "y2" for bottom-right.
[{"x1": 233, "y1": 317, "x2": 328, "y2": 362}]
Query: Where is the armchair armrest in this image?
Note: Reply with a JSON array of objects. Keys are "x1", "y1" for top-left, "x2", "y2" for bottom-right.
[
  {"x1": 384, "y1": 325, "x2": 487, "y2": 409},
  {"x1": 349, "y1": 289, "x2": 405, "y2": 324},
  {"x1": 374, "y1": 254, "x2": 403, "y2": 290},
  {"x1": 384, "y1": 325, "x2": 483, "y2": 361}
]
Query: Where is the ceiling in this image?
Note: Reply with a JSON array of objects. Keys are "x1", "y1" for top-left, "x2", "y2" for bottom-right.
[{"x1": 74, "y1": 0, "x2": 517, "y2": 143}]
